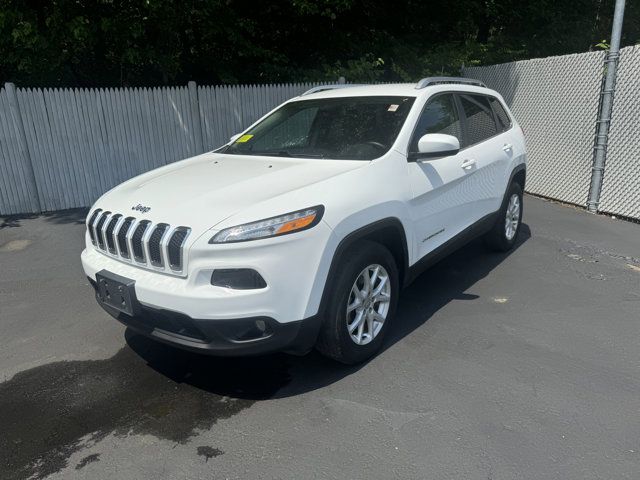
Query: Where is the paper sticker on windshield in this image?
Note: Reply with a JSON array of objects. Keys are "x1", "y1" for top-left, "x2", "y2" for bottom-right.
[
  {"x1": 236, "y1": 134, "x2": 254, "y2": 143},
  {"x1": 387, "y1": 104, "x2": 399, "y2": 112}
]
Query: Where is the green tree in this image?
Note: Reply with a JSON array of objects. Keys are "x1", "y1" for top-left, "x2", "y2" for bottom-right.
[{"x1": 0, "y1": 0, "x2": 638, "y2": 87}]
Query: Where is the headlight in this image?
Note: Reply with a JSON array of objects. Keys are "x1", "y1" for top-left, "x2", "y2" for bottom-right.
[{"x1": 209, "y1": 205, "x2": 324, "y2": 244}]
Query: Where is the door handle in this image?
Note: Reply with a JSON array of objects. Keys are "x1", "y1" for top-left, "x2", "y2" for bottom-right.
[
  {"x1": 461, "y1": 159, "x2": 476, "y2": 170},
  {"x1": 502, "y1": 143, "x2": 513, "y2": 152}
]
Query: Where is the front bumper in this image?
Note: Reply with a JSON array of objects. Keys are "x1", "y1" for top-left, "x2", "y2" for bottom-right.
[
  {"x1": 81, "y1": 220, "x2": 336, "y2": 355},
  {"x1": 89, "y1": 276, "x2": 321, "y2": 355},
  {"x1": 81, "y1": 219, "x2": 334, "y2": 322}
]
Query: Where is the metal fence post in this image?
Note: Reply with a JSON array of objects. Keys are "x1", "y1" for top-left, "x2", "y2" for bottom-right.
[
  {"x1": 188, "y1": 81, "x2": 205, "y2": 153},
  {"x1": 587, "y1": 0, "x2": 626, "y2": 213},
  {"x1": 4, "y1": 82, "x2": 41, "y2": 212}
]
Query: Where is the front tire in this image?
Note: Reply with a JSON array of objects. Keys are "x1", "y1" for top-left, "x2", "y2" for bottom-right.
[
  {"x1": 484, "y1": 182, "x2": 523, "y2": 252},
  {"x1": 315, "y1": 241, "x2": 399, "y2": 364}
]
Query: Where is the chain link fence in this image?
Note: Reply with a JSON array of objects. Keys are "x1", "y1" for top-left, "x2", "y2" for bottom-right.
[
  {"x1": 598, "y1": 46, "x2": 640, "y2": 219},
  {"x1": 464, "y1": 46, "x2": 640, "y2": 220}
]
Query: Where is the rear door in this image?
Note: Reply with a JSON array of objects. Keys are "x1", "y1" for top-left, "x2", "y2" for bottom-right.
[
  {"x1": 456, "y1": 93, "x2": 513, "y2": 219},
  {"x1": 407, "y1": 93, "x2": 481, "y2": 261}
]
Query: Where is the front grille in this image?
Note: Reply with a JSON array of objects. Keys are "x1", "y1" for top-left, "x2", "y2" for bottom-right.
[{"x1": 86, "y1": 209, "x2": 191, "y2": 275}]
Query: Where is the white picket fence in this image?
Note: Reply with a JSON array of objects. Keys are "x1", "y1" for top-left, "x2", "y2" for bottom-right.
[{"x1": 0, "y1": 82, "x2": 322, "y2": 215}]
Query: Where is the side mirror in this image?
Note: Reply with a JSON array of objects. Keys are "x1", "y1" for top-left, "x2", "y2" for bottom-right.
[
  {"x1": 229, "y1": 133, "x2": 242, "y2": 143},
  {"x1": 409, "y1": 133, "x2": 460, "y2": 161}
]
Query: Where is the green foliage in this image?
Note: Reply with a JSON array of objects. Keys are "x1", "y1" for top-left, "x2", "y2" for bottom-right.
[{"x1": 0, "y1": 0, "x2": 639, "y2": 87}]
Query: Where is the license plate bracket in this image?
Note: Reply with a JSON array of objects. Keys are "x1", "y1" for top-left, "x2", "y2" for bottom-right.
[{"x1": 96, "y1": 270, "x2": 137, "y2": 316}]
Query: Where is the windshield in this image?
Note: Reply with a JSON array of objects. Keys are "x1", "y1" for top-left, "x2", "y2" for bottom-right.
[{"x1": 222, "y1": 96, "x2": 416, "y2": 160}]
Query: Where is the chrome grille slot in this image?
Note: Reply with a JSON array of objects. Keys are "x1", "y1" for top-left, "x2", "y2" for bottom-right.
[
  {"x1": 131, "y1": 220, "x2": 151, "y2": 262},
  {"x1": 87, "y1": 209, "x2": 102, "y2": 245},
  {"x1": 87, "y1": 210, "x2": 191, "y2": 276},
  {"x1": 168, "y1": 228, "x2": 190, "y2": 271},
  {"x1": 95, "y1": 211, "x2": 111, "y2": 250},
  {"x1": 149, "y1": 223, "x2": 169, "y2": 266},
  {"x1": 105, "y1": 214, "x2": 122, "y2": 254},
  {"x1": 117, "y1": 217, "x2": 134, "y2": 258}
]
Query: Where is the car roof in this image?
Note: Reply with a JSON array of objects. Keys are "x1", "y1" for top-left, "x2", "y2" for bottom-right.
[{"x1": 296, "y1": 82, "x2": 497, "y2": 100}]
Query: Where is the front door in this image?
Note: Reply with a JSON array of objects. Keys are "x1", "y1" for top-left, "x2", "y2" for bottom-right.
[{"x1": 407, "y1": 93, "x2": 481, "y2": 261}]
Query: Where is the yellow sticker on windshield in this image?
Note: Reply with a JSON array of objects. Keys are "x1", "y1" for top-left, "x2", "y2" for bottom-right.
[{"x1": 236, "y1": 134, "x2": 254, "y2": 143}]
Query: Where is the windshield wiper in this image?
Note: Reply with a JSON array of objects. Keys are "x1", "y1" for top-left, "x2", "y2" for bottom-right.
[
  {"x1": 225, "y1": 149, "x2": 325, "y2": 159},
  {"x1": 290, "y1": 153, "x2": 325, "y2": 158},
  {"x1": 259, "y1": 150, "x2": 325, "y2": 159},
  {"x1": 240, "y1": 150, "x2": 292, "y2": 157}
]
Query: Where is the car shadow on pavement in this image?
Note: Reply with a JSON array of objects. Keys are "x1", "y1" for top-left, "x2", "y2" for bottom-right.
[{"x1": 126, "y1": 224, "x2": 531, "y2": 400}]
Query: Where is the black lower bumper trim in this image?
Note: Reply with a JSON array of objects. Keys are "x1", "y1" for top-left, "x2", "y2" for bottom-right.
[{"x1": 89, "y1": 277, "x2": 321, "y2": 356}]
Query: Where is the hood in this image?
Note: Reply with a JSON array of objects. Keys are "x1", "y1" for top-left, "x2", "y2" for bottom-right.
[{"x1": 95, "y1": 152, "x2": 366, "y2": 229}]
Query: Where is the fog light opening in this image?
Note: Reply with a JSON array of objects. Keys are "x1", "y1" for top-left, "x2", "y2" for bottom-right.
[
  {"x1": 231, "y1": 318, "x2": 273, "y2": 342},
  {"x1": 211, "y1": 269, "x2": 267, "y2": 290}
]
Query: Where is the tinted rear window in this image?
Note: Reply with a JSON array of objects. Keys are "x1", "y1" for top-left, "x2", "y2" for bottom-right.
[
  {"x1": 489, "y1": 97, "x2": 512, "y2": 131},
  {"x1": 459, "y1": 94, "x2": 498, "y2": 146}
]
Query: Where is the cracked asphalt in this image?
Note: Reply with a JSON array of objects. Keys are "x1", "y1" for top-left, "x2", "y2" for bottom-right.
[{"x1": 1, "y1": 195, "x2": 639, "y2": 480}]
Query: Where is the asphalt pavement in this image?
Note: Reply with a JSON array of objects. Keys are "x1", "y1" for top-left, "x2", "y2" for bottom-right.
[{"x1": 1, "y1": 195, "x2": 639, "y2": 480}]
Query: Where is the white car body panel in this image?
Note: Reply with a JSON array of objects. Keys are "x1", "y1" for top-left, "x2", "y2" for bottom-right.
[
  {"x1": 96, "y1": 153, "x2": 367, "y2": 229},
  {"x1": 407, "y1": 149, "x2": 481, "y2": 260}
]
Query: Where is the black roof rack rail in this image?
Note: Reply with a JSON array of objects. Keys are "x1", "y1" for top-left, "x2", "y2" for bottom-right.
[{"x1": 415, "y1": 77, "x2": 486, "y2": 89}]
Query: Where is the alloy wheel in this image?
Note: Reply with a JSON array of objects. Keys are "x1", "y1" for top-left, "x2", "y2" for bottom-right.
[
  {"x1": 505, "y1": 193, "x2": 521, "y2": 240},
  {"x1": 346, "y1": 264, "x2": 391, "y2": 345}
]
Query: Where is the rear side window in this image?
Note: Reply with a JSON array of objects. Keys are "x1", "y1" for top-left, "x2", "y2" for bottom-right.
[
  {"x1": 489, "y1": 97, "x2": 512, "y2": 131},
  {"x1": 410, "y1": 94, "x2": 462, "y2": 152},
  {"x1": 459, "y1": 94, "x2": 498, "y2": 146}
]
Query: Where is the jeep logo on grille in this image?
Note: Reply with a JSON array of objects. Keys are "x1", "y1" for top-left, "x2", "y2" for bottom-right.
[{"x1": 132, "y1": 204, "x2": 151, "y2": 214}]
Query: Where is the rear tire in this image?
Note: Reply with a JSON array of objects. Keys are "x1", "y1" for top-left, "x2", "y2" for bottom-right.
[
  {"x1": 484, "y1": 182, "x2": 523, "y2": 252},
  {"x1": 315, "y1": 241, "x2": 399, "y2": 364}
]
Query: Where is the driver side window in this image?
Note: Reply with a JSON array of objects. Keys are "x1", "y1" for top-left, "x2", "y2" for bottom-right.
[{"x1": 410, "y1": 94, "x2": 461, "y2": 152}]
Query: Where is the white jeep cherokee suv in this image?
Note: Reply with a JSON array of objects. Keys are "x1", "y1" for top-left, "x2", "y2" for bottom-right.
[{"x1": 81, "y1": 77, "x2": 526, "y2": 364}]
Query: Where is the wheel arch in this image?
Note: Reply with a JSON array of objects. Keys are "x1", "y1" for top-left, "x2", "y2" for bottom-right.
[
  {"x1": 509, "y1": 163, "x2": 526, "y2": 192},
  {"x1": 292, "y1": 217, "x2": 410, "y2": 354},
  {"x1": 319, "y1": 218, "x2": 409, "y2": 315}
]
